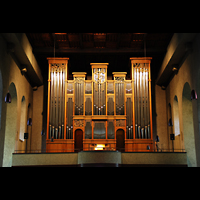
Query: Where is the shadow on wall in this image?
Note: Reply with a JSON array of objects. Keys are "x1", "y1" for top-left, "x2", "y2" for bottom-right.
[
  {"x1": 182, "y1": 82, "x2": 197, "y2": 167},
  {"x1": 3, "y1": 82, "x2": 17, "y2": 167}
]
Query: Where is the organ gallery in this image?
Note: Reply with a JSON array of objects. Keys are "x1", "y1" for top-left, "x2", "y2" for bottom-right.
[{"x1": 46, "y1": 57, "x2": 153, "y2": 152}]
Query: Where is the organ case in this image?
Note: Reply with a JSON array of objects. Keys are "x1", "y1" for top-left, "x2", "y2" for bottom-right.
[{"x1": 46, "y1": 58, "x2": 153, "y2": 152}]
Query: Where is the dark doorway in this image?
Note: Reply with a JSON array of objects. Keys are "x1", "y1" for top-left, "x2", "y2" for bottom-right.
[
  {"x1": 75, "y1": 129, "x2": 83, "y2": 152},
  {"x1": 116, "y1": 129, "x2": 125, "y2": 151}
]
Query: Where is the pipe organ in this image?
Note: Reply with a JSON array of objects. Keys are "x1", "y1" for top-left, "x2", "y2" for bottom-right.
[{"x1": 46, "y1": 58, "x2": 153, "y2": 152}]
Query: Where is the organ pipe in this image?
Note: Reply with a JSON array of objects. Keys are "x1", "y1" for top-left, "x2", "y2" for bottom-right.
[
  {"x1": 47, "y1": 58, "x2": 69, "y2": 141},
  {"x1": 93, "y1": 68, "x2": 106, "y2": 115},
  {"x1": 49, "y1": 64, "x2": 66, "y2": 139},
  {"x1": 115, "y1": 81, "x2": 124, "y2": 115},
  {"x1": 73, "y1": 73, "x2": 86, "y2": 116},
  {"x1": 132, "y1": 60, "x2": 152, "y2": 140}
]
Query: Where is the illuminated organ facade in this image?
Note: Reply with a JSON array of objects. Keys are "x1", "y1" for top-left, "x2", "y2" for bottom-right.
[{"x1": 46, "y1": 57, "x2": 153, "y2": 152}]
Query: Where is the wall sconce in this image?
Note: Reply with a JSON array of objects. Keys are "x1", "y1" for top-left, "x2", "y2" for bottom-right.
[
  {"x1": 41, "y1": 129, "x2": 45, "y2": 136},
  {"x1": 170, "y1": 133, "x2": 175, "y2": 152},
  {"x1": 5, "y1": 92, "x2": 11, "y2": 103},
  {"x1": 168, "y1": 118, "x2": 173, "y2": 126},
  {"x1": 172, "y1": 65, "x2": 178, "y2": 75},
  {"x1": 191, "y1": 89, "x2": 197, "y2": 100},
  {"x1": 156, "y1": 135, "x2": 160, "y2": 142},
  {"x1": 33, "y1": 86, "x2": 38, "y2": 91},
  {"x1": 21, "y1": 67, "x2": 27, "y2": 76},
  {"x1": 161, "y1": 86, "x2": 166, "y2": 90},
  {"x1": 27, "y1": 118, "x2": 32, "y2": 126},
  {"x1": 24, "y1": 133, "x2": 28, "y2": 139}
]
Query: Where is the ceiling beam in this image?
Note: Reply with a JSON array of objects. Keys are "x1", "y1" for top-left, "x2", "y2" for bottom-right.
[
  {"x1": 156, "y1": 33, "x2": 197, "y2": 87},
  {"x1": 33, "y1": 47, "x2": 167, "y2": 54},
  {"x1": 1, "y1": 33, "x2": 43, "y2": 87}
]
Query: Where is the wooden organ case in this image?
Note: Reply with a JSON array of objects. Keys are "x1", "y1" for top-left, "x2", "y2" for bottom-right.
[{"x1": 46, "y1": 58, "x2": 153, "y2": 152}]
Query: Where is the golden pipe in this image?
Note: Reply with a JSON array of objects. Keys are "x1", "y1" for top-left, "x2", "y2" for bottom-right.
[
  {"x1": 46, "y1": 62, "x2": 51, "y2": 140},
  {"x1": 64, "y1": 65, "x2": 67, "y2": 140},
  {"x1": 132, "y1": 63, "x2": 135, "y2": 139},
  {"x1": 148, "y1": 62, "x2": 153, "y2": 139}
]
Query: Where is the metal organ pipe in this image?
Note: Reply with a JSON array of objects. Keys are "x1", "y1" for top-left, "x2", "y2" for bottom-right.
[
  {"x1": 49, "y1": 67, "x2": 54, "y2": 139},
  {"x1": 56, "y1": 67, "x2": 59, "y2": 138},
  {"x1": 137, "y1": 67, "x2": 140, "y2": 139},
  {"x1": 75, "y1": 83, "x2": 77, "y2": 114},
  {"x1": 78, "y1": 82, "x2": 79, "y2": 114},
  {"x1": 140, "y1": 67, "x2": 144, "y2": 139},
  {"x1": 81, "y1": 81, "x2": 83, "y2": 115},
  {"x1": 134, "y1": 67, "x2": 138, "y2": 138},
  {"x1": 144, "y1": 68, "x2": 147, "y2": 139},
  {"x1": 75, "y1": 80, "x2": 84, "y2": 115},
  {"x1": 59, "y1": 67, "x2": 62, "y2": 139},
  {"x1": 133, "y1": 64, "x2": 151, "y2": 139},
  {"x1": 99, "y1": 81, "x2": 100, "y2": 115},
  {"x1": 146, "y1": 71, "x2": 150, "y2": 138},
  {"x1": 53, "y1": 68, "x2": 56, "y2": 138},
  {"x1": 62, "y1": 68, "x2": 65, "y2": 139},
  {"x1": 49, "y1": 64, "x2": 66, "y2": 140},
  {"x1": 146, "y1": 69, "x2": 149, "y2": 139}
]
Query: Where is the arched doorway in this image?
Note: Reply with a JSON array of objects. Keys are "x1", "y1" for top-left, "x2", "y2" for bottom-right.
[
  {"x1": 182, "y1": 82, "x2": 197, "y2": 167},
  {"x1": 75, "y1": 129, "x2": 83, "y2": 152},
  {"x1": 116, "y1": 129, "x2": 125, "y2": 151},
  {"x1": 3, "y1": 82, "x2": 17, "y2": 167}
]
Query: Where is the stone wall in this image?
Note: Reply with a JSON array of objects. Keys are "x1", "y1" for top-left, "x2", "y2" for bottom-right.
[
  {"x1": 0, "y1": 34, "x2": 42, "y2": 166},
  {"x1": 155, "y1": 33, "x2": 200, "y2": 167}
]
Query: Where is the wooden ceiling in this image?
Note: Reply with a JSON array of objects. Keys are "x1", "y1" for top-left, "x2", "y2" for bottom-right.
[
  {"x1": 26, "y1": 33, "x2": 173, "y2": 78},
  {"x1": 27, "y1": 33, "x2": 172, "y2": 51}
]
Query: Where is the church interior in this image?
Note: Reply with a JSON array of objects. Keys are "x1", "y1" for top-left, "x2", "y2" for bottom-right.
[{"x1": 0, "y1": 33, "x2": 199, "y2": 167}]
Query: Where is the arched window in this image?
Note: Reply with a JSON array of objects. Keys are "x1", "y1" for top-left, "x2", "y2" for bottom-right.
[
  {"x1": 19, "y1": 96, "x2": 26, "y2": 141},
  {"x1": 173, "y1": 95, "x2": 180, "y2": 136}
]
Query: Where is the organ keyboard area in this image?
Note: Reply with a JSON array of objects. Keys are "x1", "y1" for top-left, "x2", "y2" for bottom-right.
[{"x1": 46, "y1": 57, "x2": 153, "y2": 152}]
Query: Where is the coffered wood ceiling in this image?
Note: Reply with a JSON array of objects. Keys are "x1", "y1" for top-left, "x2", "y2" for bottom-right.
[{"x1": 26, "y1": 33, "x2": 173, "y2": 79}]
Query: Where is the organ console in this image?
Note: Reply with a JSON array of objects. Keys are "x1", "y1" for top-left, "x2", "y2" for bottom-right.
[{"x1": 46, "y1": 57, "x2": 153, "y2": 152}]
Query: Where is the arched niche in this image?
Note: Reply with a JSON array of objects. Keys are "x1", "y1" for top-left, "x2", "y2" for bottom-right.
[
  {"x1": 173, "y1": 95, "x2": 182, "y2": 150},
  {"x1": 15, "y1": 96, "x2": 27, "y2": 153}
]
